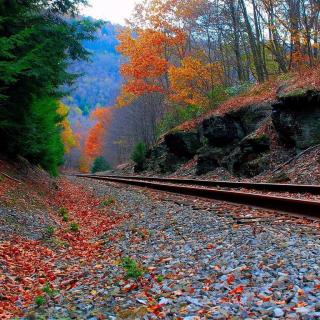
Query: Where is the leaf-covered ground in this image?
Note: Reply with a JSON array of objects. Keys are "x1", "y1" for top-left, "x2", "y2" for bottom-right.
[
  {"x1": 1, "y1": 166, "x2": 320, "y2": 319},
  {"x1": 0, "y1": 165, "x2": 127, "y2": 319}
]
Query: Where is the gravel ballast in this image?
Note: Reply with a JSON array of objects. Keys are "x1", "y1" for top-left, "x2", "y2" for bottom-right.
[{"x1": 25, "y1": 176, "x2": 320, "y2": 319}]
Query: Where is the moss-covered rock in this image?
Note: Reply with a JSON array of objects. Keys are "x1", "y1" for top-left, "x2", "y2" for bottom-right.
[
  {"x1": 196, "y1": 147, "x2": 230, "y2": 175},
  {"x1": 142, "y1": 90, "x2": 320, "y2": 178},
  {"x1": 144, "y1": 142, "x2": 179, "y2": 174}
]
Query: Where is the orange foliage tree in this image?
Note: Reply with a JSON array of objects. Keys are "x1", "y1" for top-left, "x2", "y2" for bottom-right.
[
  {"x1": 169, "y1": 55, "x2": 223, "y2": 108},
  {"x1": 117, "y1": 28, "x2": 170, "y2": 99},
  {"x1": 81, "y1": 107, "x2": 112, "y2": 172},
  {"x1": 116, "y1": 26, "x2": 188, "y2": 108},
  {"x1": 116, "y1": 0, "x2": 223, "y2": 109}
]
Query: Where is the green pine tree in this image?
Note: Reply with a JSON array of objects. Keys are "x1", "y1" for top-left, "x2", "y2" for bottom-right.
[
  {"x1": 0, "y1": 0, "x2": 101, "y2": 175},
  {"x1": 131, "y1": 142, "x2": 147, "y2": 171},
  {"x1": 91, "y1": 157, "x2": 112, "y2": 173}
]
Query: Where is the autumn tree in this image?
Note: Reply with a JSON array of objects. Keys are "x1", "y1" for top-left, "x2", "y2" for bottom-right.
[
  {"x1": 57, "y1": 103, "x2": 78, "y2": 153},
  {"x1": 116, "y1": 28, "x2": 171, "y2": 100},
  {"x1": 84, "y1": 107, "x2": 112, "y2": 162},
  {"x1": 111, "y1": 0, "x2": 320, "y2": 165},
  {"x1": 169, "y1": 55, "x2": 223, "y2": 108}
]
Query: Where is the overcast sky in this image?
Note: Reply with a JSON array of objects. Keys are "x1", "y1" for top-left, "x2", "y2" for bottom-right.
[{"x1": 81, "y1": 0, "x2": 140, "y2": 24}]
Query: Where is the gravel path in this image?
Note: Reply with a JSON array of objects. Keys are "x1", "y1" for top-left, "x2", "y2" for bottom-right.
[{"x1": 26, "y1": 177, "x2": 320, "y2": 319}]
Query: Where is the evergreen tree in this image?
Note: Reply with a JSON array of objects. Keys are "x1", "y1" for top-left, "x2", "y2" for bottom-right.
[
  {"x1": 91, "y1": 157, "x2": 111, "y2": 173},
  {"x1": 131, "y1": 142, "x2": 147, "y2": 171},
  {"x1": 0, "y1": 0, "x2": 100, "y2": 175}
]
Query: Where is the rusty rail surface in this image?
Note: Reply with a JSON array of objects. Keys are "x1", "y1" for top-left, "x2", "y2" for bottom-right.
[
  {"x1": 77, "y1": 174, "x2": 320, "y2": 194},
  {"x1": 75, "y1": 174, "x2": 320, "y2": 218}
]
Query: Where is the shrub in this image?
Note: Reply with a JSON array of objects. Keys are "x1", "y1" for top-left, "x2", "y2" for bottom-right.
[
  {"x1": 42, "y1": 282, "x2": 58, "y2": 298},
  {"x1": 18, "y1": 97, "x2": 65, "y2": 176},
  {"x1": 101, "y1": 197, "x2": 115, "y2": 206},
  {"x1": 156, "y1": 104, "x2": 203, "y2": 137},
  {"x1": 34, "y1": 296, "x2": 45, "y2": 307},
  {"x1": 91, "y1": 156, "x2": 112, "y2": 173},
  {"x1": 121, "y1": 257, "x2": 144, "y2": 279},
  {"x1": 208, "y1": 85, "x2": 230, "y2": 107},
  {"x1": 225, "y1": 82, "x2": 252, "y2": 97},
  {"x1": 131, "y1": 142, "x2": 147, "y2": 168},
  {"x1": 46, "y1": 226, "x2": 55, "y2": 237},
  {"x1": 59, "y1": 207, "x2": 69, "y2": 222},
  {"x1": 69, "y1": 222, "x2": 80, "y2": 232},
  {"x1": 58, "y1": 207, "x2": 68, "y2": 217}
]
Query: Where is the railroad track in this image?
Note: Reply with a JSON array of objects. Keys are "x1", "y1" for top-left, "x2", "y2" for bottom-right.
[{"x1": 75, "y1": 174, "x2": 320, "y2": 218}]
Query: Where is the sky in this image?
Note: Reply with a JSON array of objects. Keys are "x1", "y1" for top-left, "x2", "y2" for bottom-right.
[{"x1": 81, "y1": 0, "x2": 140, "y2": 25}]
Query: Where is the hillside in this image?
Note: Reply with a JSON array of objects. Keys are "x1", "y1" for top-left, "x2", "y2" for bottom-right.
[
  {"x1": 64, "y1": 21, "x2": 122, "y2": 114},
  {"x1": 131, "y1": 69, "x2": 320, "y2": 184}
]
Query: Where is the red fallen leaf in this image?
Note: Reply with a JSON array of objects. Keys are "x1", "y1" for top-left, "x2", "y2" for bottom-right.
[
  {"x1": 60, "y1": 279, "x2": 78, "y2": 290},
  {"x1": 206, "y1": 243, "x2": 215, "y2": 249},
  {"x1": 197, "y1": 309, "x2": 208, "y2": 315},
  {"x1": 260, "y1": 296, "x2": 271, "y2": 302},
  {"x1": 220, "y1": 297, "x2": 230, "y2": 303},
  {"x1": 314, "y1": 284, "x2": 320, "y2": 290},
  {"x1": 122, "y1": 283, "x2": 138, "y2": 292},
  {"x1": 188, "y1": 287, "x2": 195, "y2": 294},
  {"x1": 227, "y1": 274, "x2": 235, "y2": 285},
  {"x1": 148, "y1": 304, "x2": 163, "y2": 315},
  {"x1": 229, "y1": 285, "x2": 244, "y2": 295}
]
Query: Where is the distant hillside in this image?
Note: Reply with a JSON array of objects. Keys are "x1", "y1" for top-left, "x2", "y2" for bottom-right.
[{"x1": 64, "y1": 21, "x2": 122, "y2": 114}]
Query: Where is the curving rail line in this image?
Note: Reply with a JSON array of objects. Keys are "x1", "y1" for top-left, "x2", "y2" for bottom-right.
[
  {"x1": 84, "y1": 174, "x2": 320, "y2": 194},
  {"x1": 75, "y1": 174, "x2": 320, "y2": 218}
]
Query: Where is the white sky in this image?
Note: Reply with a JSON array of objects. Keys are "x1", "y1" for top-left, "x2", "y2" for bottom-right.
[{"x1": 81, "y1": 0, "x2": 140, "y2": 25}]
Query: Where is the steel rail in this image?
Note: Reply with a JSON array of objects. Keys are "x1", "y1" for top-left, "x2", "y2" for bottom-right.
[
  {"x1": 77, "y1": 174, "x2": 320, "y2": 194},
  {"x1": 75, "y1": 174, "x2": 320, "y2": 218}
]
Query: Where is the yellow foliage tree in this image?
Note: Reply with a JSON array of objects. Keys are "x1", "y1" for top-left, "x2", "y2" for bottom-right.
[
  {"x1": 79, "y1": 155, "x2": 90, "y2": 173},
  {"x1": 168, "y1": 56, "x2": 223, "y2": 108},
  {"x1": 57, "y1": 103, "x2": 78, "y2": 153}
]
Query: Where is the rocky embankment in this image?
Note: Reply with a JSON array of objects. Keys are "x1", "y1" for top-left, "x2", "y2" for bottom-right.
[{"x1": 142, "y1": 90, "x2": 320, "y2": 178}]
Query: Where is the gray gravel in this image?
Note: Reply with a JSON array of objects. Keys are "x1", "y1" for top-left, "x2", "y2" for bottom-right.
[
  {"x1": 0, "y1": 207, "x2": 56, "y2": 241},
  {"x1": 25, "y1": 177, "x2": 320, "y2": 319}
]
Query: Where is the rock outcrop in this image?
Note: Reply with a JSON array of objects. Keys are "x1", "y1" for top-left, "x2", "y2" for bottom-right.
[
  {"x1": 196, "y1": 103, "x2": 272, "y2": 176},
  {"x1": 145, "y1": 131, "x2": 201, "y2": 173},
  {"x1": 143, "y1": 90, "x2": 320, "y2": 177},
  {"x1": 272, "y1": 90, "x2": 320, "y2": 150}
]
